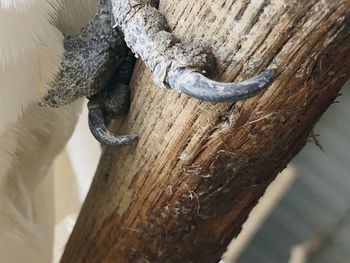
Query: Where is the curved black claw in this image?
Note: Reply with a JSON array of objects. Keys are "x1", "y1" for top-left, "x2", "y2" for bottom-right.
[
  {"x1": 169, "y1": 68, "x2": 275, "y2": 103},
  {"x1": 88, "y1": 102, "x2": 138, "y2": 147}
]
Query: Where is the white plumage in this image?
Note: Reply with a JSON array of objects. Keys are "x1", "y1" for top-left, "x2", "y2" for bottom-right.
[{"x1": 0, "y1": 1, "x2": 98, "y2": 262}]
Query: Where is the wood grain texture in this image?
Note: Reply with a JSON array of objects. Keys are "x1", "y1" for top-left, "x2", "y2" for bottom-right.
[{"x1": 61, "y1": 0, "x2": 350, "y2": 262}]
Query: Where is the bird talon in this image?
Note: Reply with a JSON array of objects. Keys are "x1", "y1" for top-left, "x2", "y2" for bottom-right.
[
  {"x1": 168, "y1": 68, "x2": 276, "y2": 103},
  {"x1": 87, "y1": 99, "x2": 138, "y2": 147}
]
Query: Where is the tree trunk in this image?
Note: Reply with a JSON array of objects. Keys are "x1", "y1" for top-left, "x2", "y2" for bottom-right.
[{"x1": 61, "y1": 0, "x2": 350, "y2": 262}]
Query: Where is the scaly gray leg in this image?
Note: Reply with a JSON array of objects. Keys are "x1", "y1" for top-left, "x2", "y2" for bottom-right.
[
  {"x1": 42, "y1": 0, "x2": 275, "y2": 146},
  {"x1": 112, "y1": 0, "x2": 275, "y2": 102},
  {"x1": 41, "y1": 0, "x2": 129, "y2": 107},
  {"x1": 41, "y1": 0, "x2": 138, "y2": 146}
]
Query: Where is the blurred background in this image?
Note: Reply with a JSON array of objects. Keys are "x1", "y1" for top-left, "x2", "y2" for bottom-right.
[
  {"x1": 33, "y1": 80, "x2": 350, "y2": 263},
  {"x1": 225, "y1": 80, "x2": 350, "y2": 263}
]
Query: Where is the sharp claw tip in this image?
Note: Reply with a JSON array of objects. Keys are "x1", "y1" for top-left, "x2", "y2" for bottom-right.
[
  {"x1": 129, "y1": 134, "x2": 139, "y2": 141},
  {"x1": 264, "y1": 68, "x2": 277, "y2": 80},
  {"x1": 251, "y1": 68, "x2": 276, "y2": 90},
  {"x1": 88, "y1": 105, "x2": 139, "y2": 147}
]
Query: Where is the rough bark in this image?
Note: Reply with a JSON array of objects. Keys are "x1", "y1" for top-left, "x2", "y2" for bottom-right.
[{"x1": 61, "y1": 0, "x2": 350, "y2": 262}]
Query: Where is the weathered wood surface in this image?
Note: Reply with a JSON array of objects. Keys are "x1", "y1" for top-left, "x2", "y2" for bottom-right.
[{"x1": 61, "y1": 0, "x2": 350, "y2": 262}]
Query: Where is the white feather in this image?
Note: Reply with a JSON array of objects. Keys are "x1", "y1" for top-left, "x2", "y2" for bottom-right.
[{"x1": 0, "y1": 0, "x2": 98, "y2": 261}]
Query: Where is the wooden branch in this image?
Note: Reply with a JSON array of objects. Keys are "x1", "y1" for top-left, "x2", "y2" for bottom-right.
[{"x1": 61, "y1": 0, "x2": 350, "y2": 262}]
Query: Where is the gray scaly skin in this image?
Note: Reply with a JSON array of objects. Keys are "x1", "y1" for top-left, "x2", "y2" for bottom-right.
[
  {"x1": 41, "y1": 0, "x2": 128, "y2": 107},
  {"x1": 112, "y1": 0, "x2": 275, "y2": 102},
  {"x1": 41, "y1": 0, "x2": 275, "y2": 146}
]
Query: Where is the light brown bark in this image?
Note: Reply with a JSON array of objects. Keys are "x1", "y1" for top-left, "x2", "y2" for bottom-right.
[{"x1": 61, "y1": 0, "x2": 350, "y2": 262}]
